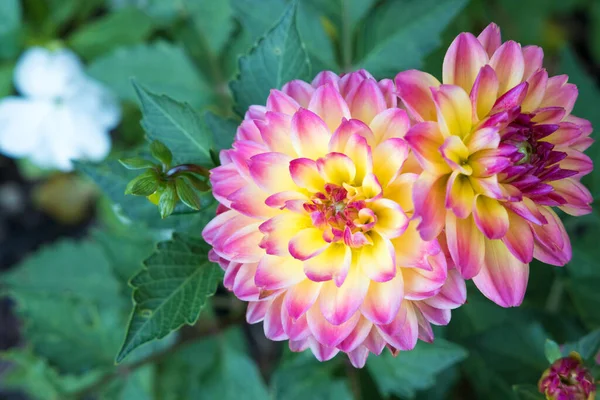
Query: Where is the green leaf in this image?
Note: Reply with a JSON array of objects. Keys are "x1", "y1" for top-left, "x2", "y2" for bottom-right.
[
  {"x1": 158, "y1": 183, "x2": 177, "y2": 218},
  {"x1": 0, "y1": 0, "x2": 21, "y2": 60},
  {"x1": 68, "y1": 7, "x2": 154, "y2": 60},
  {"x1": 230, "y1": 1, "x2": 311, "y2": 115},
  {"x1": 149, "y1": 139, "x2": 173, "y2": 166},
  {"x1": 1, "y1": 239, "x2": 127, "y2": 372},
  {"x1": 1, "y1": 348, "x2": 102, "y2": 400},
  {"x1": 109, "y1": 0, "x2": 183, "y2": 25},
  {"x1": 200, "y1": 346, "x2": 270, "y2": 400},
  {"x1": 125, "y1": 170, "x2": 159, "y2": 196},
  {"x1": 88, "y1": 42, "x2": 212, "y2": 108},
  {"x1": 92, "y1": 228, "x2": 156, "y2": 283},
  {"x1": 116, "y1": 234, "x2": 221, "y2": 362},
  {"x1": 183, "y1": 0, "x2": 234, "y2": 55},
  {"x1": 0, "y1": 62, "x2": 14, "y2": 97},
  {"x1": 367, "y1": 339, "x2": 468, "y2": 398},
  {"x1": 134, "y1": 82, "x2": 214, "y2": 166},
  {"x1": 544, "y1": 339, "x2": 562, "y2": 364},
  {"x1": 296, "y1": 1, "x2": 338, "y2": 72},
  {"x1": 271, "y1": 350, "x2": 352, "y2": 400},
  {"x1": 466, "y1": 322, "x2": 549, "y2": 391},
  {"x1": 513, "y1": 385, "x2": 545, "y2": 400},
  {"x1": 203, "y1": 110, "x2": 239, "y2": 155},
  {"x1": 567, "y1": 277, "x2": 600, "y2": 329},
  {"x1": 175, "y1": 176, "x2": 202, "y2": 210},
  {"x1": 354, "y1": 0, "x2": 468, "y2": 77},
  {"x1": 119, "y1": 157, "x2": 156, "y2": 170},
  {"x1": 230, "y1": 0, "x2": 287, "y2": 43},
  {"x1": 561, "y1": 329, "x2": 600, "y2": 361},
  {"x1": 77, "y1": 160, "x2": 217, "y2": 231},
  {"x1": 1, "y1": 239, "x2": 121, "y2": 306}
]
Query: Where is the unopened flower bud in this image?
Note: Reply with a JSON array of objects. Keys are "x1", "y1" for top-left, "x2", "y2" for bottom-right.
[{"x1": 538, "y1": 352, "x2": 596, "y2": 400}]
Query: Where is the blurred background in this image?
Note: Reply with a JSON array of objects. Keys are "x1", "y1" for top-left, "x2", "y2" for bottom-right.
[{"x1": 0, "y1": 0, "x2": 599, "y2": 399}]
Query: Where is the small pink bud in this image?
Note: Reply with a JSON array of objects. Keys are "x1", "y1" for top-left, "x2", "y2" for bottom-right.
[{"x1": 538, "y1": 352, "x2": 596, "y2": 400}]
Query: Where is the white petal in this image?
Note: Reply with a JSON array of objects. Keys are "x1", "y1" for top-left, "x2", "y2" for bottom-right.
[
  {"x1": 68, "y1": 78, "x2": 121, "y2": 129},
  {"x1": 14, "y1": 47, "x2": 86, "y2": 100},
  {"x1": 0, "y1": 98, "x2": 52, "y2": 158}
]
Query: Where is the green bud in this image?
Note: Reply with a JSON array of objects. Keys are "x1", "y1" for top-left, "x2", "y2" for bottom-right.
[
  {"x1": 158, "y1": 183, "x2": 177, "y2": 219},
  {"x1": 150, "y1": 140, "x2": 173, "y2": 167},
  {"x1": 119, "y1": 157, "x2": 156, "y2": 170},
  {"x1": 175, "y1": 176, "x2": 202, "y2": 210},
  {"x1": 125, "y1": 170, "x2": 159, "y2": 196}
]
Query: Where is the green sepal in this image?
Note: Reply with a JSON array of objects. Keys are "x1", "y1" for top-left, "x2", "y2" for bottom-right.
[
  {"x1": 544, "y1": 339, "x2": 562, "y2": 364},
  {"x1": 125, "y1": 170, "x2": 159, "y2": 196},
  {"x1": 150, "y1": 140, "x2": 173, "y2": 167},
  {"x1": 175, "y1": 176, "x2": 202, "y2": 210},
  {"x1": 118, "y1": 157, "x2": 157, "y2": 170},
  {"x1": 158, "y1": 183, "x2": 177, "y2": 219}
]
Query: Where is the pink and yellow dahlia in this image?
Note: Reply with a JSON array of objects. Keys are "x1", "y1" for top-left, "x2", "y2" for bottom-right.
[
  {"x1": 395, "y1": 23, "x2": 593, "y2": 307},
  {"x1": 203, "y1": 70, "x2": 466, "y2": 367}
]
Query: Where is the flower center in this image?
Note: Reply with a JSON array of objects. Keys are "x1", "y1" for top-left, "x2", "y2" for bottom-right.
[
  {"x1": 303, "y1": 183, "x2": 376, "y2": 247},
  {"x1": 499, "y1": 113, "x2": 576, "y2": 203}
]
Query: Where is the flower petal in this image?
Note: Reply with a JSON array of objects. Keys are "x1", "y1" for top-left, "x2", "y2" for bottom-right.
[
  {"x1": 370, "y1": 198, "x2": 409, "y2": 239},
  {"x1": 477, "y1": 23, "x2": 502, "y2": 57},
  {"x1": 306, "y1": 305, "x2": 360, "y2": 347},
  {"x1": 282, "y1": 79, "x2": 315, "y2": 107},
  {"x1": 432, "y1": 84, "x2": 473, "y2": 138},
  {"x1": 317, "y1": 152, "x2": 357, "y2": 186},
  {"x1": 289, "y1": 158, "x2": 326, "y2": 193},
  {"x1": 395, "y1": 70, "x2": 440, "y2": 121},
  {"x1": 413, "y1": 173, "x2": 449, "y2": 241},
  {"x1": 445, "y1": 213, "x2": 484, "y2": 279},
  {"x1": 318, "y1": 262, "x2": 369, "y2": 325},
  {"x1": 308, "y1": 83, "x2": 351, "y2": 132},
  {"x1": 266, "y1": 89, "x2": 301, "y2": 114},
  {"x1": 532, "y1": 207, "x2": 571, "y2": 266},
  {"x1": 501, "y1": 210, "x2": 534, "y2": 263},
  {"x1": 404, "y1": 122, "x2": 449, "y2": 173},
  {"x1": 361, "y1": 272, "x2": 404, "y2": 325},
  {"x1": 289, "y1": 228, "x2": 330, "y2": 261},
  {"x1": 443, "y1": 32, "x2": 488, "y2": 92},
  {"x1": 372, "y1": 138, "x2": 409, "y2": 187},
  {"x1": 470, "y1": 65, "x2": 499, "y2": 121},
  {"x1": 522, "y1": 45, "x2": 544, "y2": 80},
  {"x1": 346, "y1": 78, "x2": 387, "y2": 124},
  {"x1": 284, "y1": 279, "x2": 322, "y2": 320},
  {"x1": 473, "y1": 195, "x2": 509, "y2": 239},
  {"x1": 369, "y1": 108, "x2": 410, "y2": 144},
  {"x1": 255, "y1": 254, "x2": 305, "y2": 290},
  {"x1": 472, "y1": 238, "x2": 529, "y2": 307},
  {"x1": 290, "y1": 108, "x2": 331, "y2": 159},
  {"x1": 489, "y1": 40, "x2": 525, "y2": 95},
  {"x1": 358, "y1": 231, "x2": 397, "y2": 282},
  {"x1": 249, "y1": 152, "x2": 295, "y2": 193},
  {"x1": 303, "y1": 242, "x2": 351, "y2": 284}
]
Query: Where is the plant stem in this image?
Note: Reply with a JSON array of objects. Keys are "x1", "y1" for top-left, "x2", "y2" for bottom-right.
[
  {"x1": 70, "y1": 315, "x2": 244, "y2": 399},
  {"x1": 346, "y1": 360, "x2": 362, "y2": 400},
  {"x1": 545, "y1": 277, "x2": 565, "y2": 313},
  {"x1": 341, "y1": 0, "x2": 353, "y2": 72},
  {"x1": 166, "y1": 164, "x2": 210, "y2": 178}
]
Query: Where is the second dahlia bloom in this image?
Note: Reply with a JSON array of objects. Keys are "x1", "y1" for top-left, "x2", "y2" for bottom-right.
[
  {"x1": 203, "y1": 70, "x2": 466, "y2": 367},
  {"x1": 395, "y1": 23, "x2": 593, "y2": 307}
]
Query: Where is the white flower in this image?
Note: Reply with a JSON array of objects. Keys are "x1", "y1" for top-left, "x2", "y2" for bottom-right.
[{"x1": 0, "y1": 47, "x2": 121, "y2": 171}]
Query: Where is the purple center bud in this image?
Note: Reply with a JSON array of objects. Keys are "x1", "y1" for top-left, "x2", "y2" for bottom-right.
[{"x1": 538, "y1": 353, "x2": 596, "y2": 400}]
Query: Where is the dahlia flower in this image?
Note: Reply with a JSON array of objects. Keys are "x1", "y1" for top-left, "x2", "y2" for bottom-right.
[
  {"x1": 0, "y1": 47, "x2": 120, "y2": 170},
  {"x1": 203, "y1": 70, "x2": 466, "y2": 367},
  {"x1": 395, "y1": 23, "x2": 593, "y2": 307},
  {"x1": 538, "y1": 352, "x2": 596, "y2": 400}
]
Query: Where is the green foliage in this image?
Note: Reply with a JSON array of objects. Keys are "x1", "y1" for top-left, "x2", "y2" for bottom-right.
[
  {"x1": 125, "y1": 169, "x2": 159, "y2": 196},
  {"x1": 116, "y1": 234, "x2": 222, "y2": 362},
  {"x1": 0, "y1": 0, "x2": 21, "y2": 60},
  {"x1": 355, "y1": 0, "x2": 468, "y2": 77},
  {"x1": 68, "y1": 7, "x2": 155, "y2": 60},
  {"x1": 88, "y1": 42, "x2": 212, "y2": 108},
  {"x1": 134, "y1": 83, "x2": 214, "y2": 166},
  {"x1": 367, "y1": 339, "x2": 468, "y2": 398},
  {"x1": 77, "y1": 160, "x2": 216, "y2": 231},
  {"x1": 561, "y1": 329, "x2": 600, "y2": 361},
  {"x1": 271, "y1": 350, "x2": 353, "y2": 399},
  {"x1": 230, "y1": 1, "x2": 312, "y2": 115},
  {"x1": 512, "y1": 385, "x2": 546, "y2": 400},
  {"x1": 203, "y1": 110, "x2": 240, "y2": 155}
]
